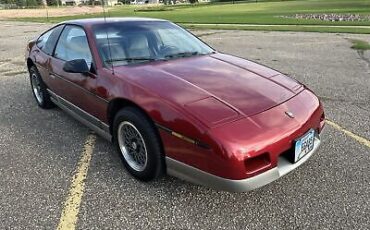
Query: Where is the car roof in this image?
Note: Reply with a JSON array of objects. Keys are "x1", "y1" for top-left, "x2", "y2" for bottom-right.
[{"x1": 62, "y1": 17, "x2": 168, "y2": 27}]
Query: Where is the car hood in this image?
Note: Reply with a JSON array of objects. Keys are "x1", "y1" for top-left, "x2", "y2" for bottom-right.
[{"x1": 115, "y1": 53, "x2": 304, "y2": 126}]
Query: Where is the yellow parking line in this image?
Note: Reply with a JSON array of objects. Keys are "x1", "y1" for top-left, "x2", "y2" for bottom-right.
[
  {"x1": 57, "y1": 133, "x2": 97, "y2": 230},
  {"x1": 326, "y1": 120, "x2": 370, "y2": 148}
]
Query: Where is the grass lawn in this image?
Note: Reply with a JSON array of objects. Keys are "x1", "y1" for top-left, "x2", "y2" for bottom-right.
[{"x1": 11, "y1": 0, "x2": 370, "y2": 33}]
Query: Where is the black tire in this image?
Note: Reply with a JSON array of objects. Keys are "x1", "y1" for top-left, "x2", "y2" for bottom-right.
[
  {"x1": 29, "y1": 66, "x2": 54, "y2": 109},
  {"x1": 113, "y1": 107, "x2": 165, "y2": 181}
]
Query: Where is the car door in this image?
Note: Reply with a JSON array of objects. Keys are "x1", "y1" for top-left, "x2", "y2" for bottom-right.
[{"x1": 49, "y1": 25, "x2": 102, "y2": 121}]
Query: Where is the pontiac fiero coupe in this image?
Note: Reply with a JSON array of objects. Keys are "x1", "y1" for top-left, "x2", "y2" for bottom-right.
[{"x1": 25, "y1": 18, "x2": 325, "y2": 192}]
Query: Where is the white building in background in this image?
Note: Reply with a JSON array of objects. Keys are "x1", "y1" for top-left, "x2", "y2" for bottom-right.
[
  {"x1": 101, "y1": 0, "x2": 119, "y2": 6},
  {"x1": 105, "y1": 0, "x2": 119, "y2": 6},
  {"x1": 61, "y1": 0, "x2": 118, "y2": 6},
  {"x1": 130, "y1": 0, "x2": 158, "y2": 4},
  {"x1": 61, "y1": 0, "x2": 83, "y2": 5}
]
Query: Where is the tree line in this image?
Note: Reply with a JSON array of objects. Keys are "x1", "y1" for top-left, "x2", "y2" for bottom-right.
[{"x1": 0, "y1": 0, "x2": 61, "y2": 7}]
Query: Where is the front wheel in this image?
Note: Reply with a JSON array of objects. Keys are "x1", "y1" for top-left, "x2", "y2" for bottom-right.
[{"x1": 113, "y1": 107, "x2": 165, "y2": 181}]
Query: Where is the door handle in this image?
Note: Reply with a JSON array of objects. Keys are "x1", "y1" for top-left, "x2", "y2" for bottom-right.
[{"x1": 86, "y1": 72, "x2": 96, "y2": 79}]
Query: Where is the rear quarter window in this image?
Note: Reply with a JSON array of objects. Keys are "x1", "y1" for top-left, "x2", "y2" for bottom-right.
[
  {"x1": 36, "y1": 30, "x2": 52, "y2": 50},
  {"x1": 36, "y1": 25, "x2": 64, "y2": 55}
]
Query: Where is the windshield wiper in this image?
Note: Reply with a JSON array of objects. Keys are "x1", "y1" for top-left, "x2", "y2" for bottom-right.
[
  {"x1": 165, "y1": 51, "x2": 202, "y2": 59},
  {"x1": 106, "y1": 57, "x2": 158, "y2": 63}
]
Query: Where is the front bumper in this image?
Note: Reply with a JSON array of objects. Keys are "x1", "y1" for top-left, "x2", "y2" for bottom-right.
[{"x1": 166, "y1": 134, "x2": 322, "y2": 192}]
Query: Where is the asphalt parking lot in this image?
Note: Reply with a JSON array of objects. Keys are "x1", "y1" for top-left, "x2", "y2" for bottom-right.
[{"x1": 0, "y1": 21, "x2": 369, "y2": 229}]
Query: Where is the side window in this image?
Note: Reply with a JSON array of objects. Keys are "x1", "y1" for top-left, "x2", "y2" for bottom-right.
[{"x1": 54, "y1": 26, "x2": 93, "y2": 67}]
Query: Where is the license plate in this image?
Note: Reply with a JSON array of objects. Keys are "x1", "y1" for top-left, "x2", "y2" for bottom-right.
[{"x1": 294, "y1": 129, "x2": 315, "y2": 162}]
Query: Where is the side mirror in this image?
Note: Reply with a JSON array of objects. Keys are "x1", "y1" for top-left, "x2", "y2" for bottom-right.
[{"x1": 63, "y1": 59, "x2": 89, "y2": 74}]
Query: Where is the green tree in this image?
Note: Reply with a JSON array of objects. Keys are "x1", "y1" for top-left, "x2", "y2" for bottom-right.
[
  {"x1": 16, "y1": 0, "x2": 26, "y2": 6},
  {"x1": 26, "y1": 0, "x2": 38, "y2": 6},
  {"x1": 118, "y1": 0, "x2": 130, "y2": 4},
  {"x1": 47, "y1": 0, "x2": 59, "y2": 5}
]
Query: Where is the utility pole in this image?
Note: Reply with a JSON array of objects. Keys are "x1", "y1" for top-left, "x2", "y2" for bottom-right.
[{"x1": 44, "y1": 0, "x2": 49, "y2": 22}]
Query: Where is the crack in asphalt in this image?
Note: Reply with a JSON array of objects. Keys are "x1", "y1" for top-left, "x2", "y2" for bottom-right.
[
  {"x1": 346, "y1": 38, "x2": 370, "y2": 72},
  {"x1": 0, "y1": 57, "x2": 26, "y2": 74},
  {"x1": 11, "y1": 60, "x2": 26, "y2": 66},
  {"x1": 355, "y1": 104, "x2": 370, "y2": 112},
  {"x1": 319, "y1": 95, "x2": 368, "y2": 106},
  {"x1": 2, "y1": 70, "x2": 27, "y2": 77},
  {"x1": 319, "y1": 95, "x2": 370, "y2": 113},
  {"x1": 196, "y1": 31, "x2": 225, "y2": 38},
  {"x1": 0, "y1": 59, "x2": 12, "y2": 63},
  {"x1": 356, "y1": 50, "x2": 370, "y2": 70}
]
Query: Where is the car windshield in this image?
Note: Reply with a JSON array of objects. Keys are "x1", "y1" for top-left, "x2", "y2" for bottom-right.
[{"x1": 92, "y1": 21, "x2": 214, "y2": 66}]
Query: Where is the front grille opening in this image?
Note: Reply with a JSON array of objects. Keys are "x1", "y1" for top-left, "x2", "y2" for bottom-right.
[
  {"x1": 319, "y1": 112, "x2": 325, "y2": 133},
  {"x1": 244, "y1": 152, "x2": 271, "y2": 175},
  {"x1": 280, "y1": 146, "x2": 296, "y2": 164}
]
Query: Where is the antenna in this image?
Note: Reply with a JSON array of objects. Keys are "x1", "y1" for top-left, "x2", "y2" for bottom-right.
[{"x1": 102, "y1": 0, "x2": 115, "y2": 75}]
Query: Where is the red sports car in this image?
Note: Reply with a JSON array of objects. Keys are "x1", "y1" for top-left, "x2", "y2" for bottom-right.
[{"x1": 25, "y1": 18, "x2": 325, "y2": 192}]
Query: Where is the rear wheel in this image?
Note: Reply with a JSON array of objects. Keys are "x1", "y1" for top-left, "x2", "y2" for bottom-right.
[
  {"x1": 29, "y1": 66, "x2": 54, "y2": 109},
  {"x1": 113, "y1": 107, "x2": 164, "y2": 181}
]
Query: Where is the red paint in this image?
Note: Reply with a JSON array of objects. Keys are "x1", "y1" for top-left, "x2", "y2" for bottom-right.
[{"x1": 26, "y1": 18, "x2": 325, "y2": 180}]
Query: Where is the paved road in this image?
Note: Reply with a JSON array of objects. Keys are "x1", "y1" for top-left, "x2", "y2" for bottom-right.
[{"x1": 0, "y1": 22, "x2": 369, "y2": 229}]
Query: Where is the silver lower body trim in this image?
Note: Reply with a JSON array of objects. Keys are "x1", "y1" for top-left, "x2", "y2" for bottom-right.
[
  {"x1": 48, "y1": 89, "x2": 112, "y2": 142},
  {"x1": 166, "y1": 135, "x2": 322, "y2": 192}
]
